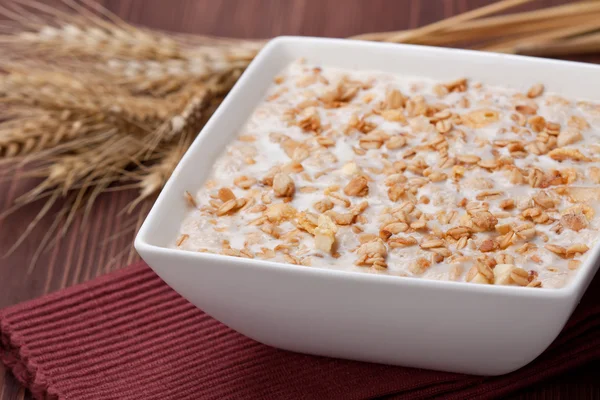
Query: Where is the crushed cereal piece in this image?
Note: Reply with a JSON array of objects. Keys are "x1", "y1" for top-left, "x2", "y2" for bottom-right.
[
  {"x1": 273, "y1": 173, "x2": 295, "y2": 198},
  {"x1": 344, "y1": 175, "x2": 369, "y2": 197},
  {"x1": 184, "y1": 191, "x2": 197, "y2": 208},
  {"x1": 314, "y1": 214, "x2": 337, "y2": 253}
]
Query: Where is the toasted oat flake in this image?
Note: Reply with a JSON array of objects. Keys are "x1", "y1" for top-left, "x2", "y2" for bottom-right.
[
  {"x1": 344, "y1": 175, "x2": 369, "y2": 197},
  {"x1": 314, "y1": 214, "x2": 338, "y2": 253},
  {"x1": 527, "y1": 83, "x2": 544, "y2": 99},
  {"x1": 273, "y1": 173, "x2": 295, "y2": 198},
  {"x1": 218, "y1": 188, "x2": 236, "y2": 202},
  {"x1": 176, "y1": 234, "x2": 189, "y2": 247},
  {"x1": 184, "y1": 191, "x2": 198, "y2": 208},
  {"x1": 234, "y1": 175, "x2": 257, "y2": 189}
]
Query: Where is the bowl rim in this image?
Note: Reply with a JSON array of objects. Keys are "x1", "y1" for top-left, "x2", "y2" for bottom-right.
[{"x1": 136, "y1": 35, "x2": 600, "y2": 301}]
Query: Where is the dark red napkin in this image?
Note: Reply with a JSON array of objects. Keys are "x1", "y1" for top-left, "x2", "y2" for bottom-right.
[{"x1": 1, "y1": 261, "x2": 599, "y2": 400}]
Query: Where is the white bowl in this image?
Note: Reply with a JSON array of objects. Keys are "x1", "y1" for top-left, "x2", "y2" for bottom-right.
[{"x1": 135, "y1": 36, "x2": 600, "y2": 375}]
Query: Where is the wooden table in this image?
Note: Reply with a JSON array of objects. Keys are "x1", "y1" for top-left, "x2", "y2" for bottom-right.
[{"x1": 1, "y1": 1, "x2": 599, "y2": 399}]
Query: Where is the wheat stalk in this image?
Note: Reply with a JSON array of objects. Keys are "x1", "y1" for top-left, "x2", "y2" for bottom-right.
[
  {"x1": 0, "y1": 0, "x2": 599, "y2": 270},
  {"x1": 0, "y1": 0, "x2": 258, "y2": 267}
]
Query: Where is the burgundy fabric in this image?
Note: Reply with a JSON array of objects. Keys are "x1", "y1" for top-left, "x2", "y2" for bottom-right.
[{"x1": 1, "y1": 261, "x2": 598, "y2": 400}]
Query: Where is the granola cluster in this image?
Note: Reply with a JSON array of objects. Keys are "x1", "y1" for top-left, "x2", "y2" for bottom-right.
[{"x1": 174, "y1": 60, "x2": 600, "y2": 288}]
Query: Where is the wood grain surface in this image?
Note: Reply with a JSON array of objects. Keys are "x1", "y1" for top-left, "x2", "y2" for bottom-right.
[{"x1": 1, "y1": 1, "x2": 599, "y2": 399}]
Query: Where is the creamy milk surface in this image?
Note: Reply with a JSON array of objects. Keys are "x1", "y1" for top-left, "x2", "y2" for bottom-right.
[{"x1": 173, "y1": 59, "x2": 600, "y2": 288}]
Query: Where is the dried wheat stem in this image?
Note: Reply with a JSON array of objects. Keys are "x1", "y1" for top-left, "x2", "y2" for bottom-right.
[
  {"x1": 381, "y1": 0, "x2": 534, "y2": 43},
  {"x1": 482, "y1": 16, "x2": 600, "y2": 53},
  {"x1": 447, "y1": 1, "x2": 600, "y2": 31},
  {"x1": 353, "y1": 1, "x2": 600, "y2": 47},
  {"x1": 516, "y1": 31, "x2": 600, "y2": 57},
  {"x1": 411, "y1": 14, "x2": 599, "y2": 47}
]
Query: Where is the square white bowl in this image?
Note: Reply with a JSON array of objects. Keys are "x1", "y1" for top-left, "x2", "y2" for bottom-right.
[{"x1": 135, "y1": 36, "x2": 600, "y2": 375}]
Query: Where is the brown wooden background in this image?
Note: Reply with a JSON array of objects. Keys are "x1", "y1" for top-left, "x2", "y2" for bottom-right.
[{"x1": 1, "y1": 0, "x2": 599, "y2": 399}]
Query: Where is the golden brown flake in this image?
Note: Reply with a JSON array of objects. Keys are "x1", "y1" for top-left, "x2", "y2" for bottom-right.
[
  {"x1": 471, "y1": 211, "x2": 498, "y2": 232},
  {"x1": 435, "y1": 119, "x2": 452, "y2": 134},
  {"x1": 297, "y1": 107, "x2": 321, "y2": 132},
  {"x1": 566, "y1": 244, "x2": 589, "y2": 257},
  {"x1": 184, "y1": 191, "x2": 198, "y2": 208},
  {"x1": 463, "y1": 109, "x2": 500, "y2": 129},
  {"x1": 344, "y1": 175, "x2": 369, "y2": 197},
  {"x1": 176, "y1": 234, "x2": 189, "y2": 247},
  {"x1": 327, "y1": 211, "x2": 357, "y2": 225},
  {"x1": 265, "y1": 203, "x2": 296, "y2": 223},
  {"x1": 314, "y1": 214, "x2": 338, "y2": 253},
  {"x1": 381, "y1": 109, "x2": 407, "y2": 123},
  {"x1": 217, "y1": 188, "x2": 236, "y2": 203},
  {"x1": 479, "y1": 239, "x2": 498, "y2": 253},
  {"x1": 382, "y1": 221, "x2": 410, "y2": 235},
  {"x1": 296, "y1": 212, "x2": 318, "y2": 235},
  {"x1": 497, "y1": 231, "x2": 516, "y2": 250},
  {"x1": 446, "y1": 226, "x2": 473, "y2": 240},
  {"x1": 475, "y1": 190, "x2": 503, "y2": 200},
  {"x1": 260, "y1": 223, "x2": 282, "y2": 239},
  {"x1": 410, "y1": 257, "x2": 431, "y2": 275},
  {"x1": 444, "y1": 78, "x2": 468, "y2": 93},
  {"x1": 313, "y1": 199, "x2": 334, "y2": 214},
  {"x1": 273, "y1": 173, "x2": 295, "y2": 198},
  {"x1": 217, "y1": 198, "x2": 247, "y2": 216},
  {"x1": 262, "y1": 166, "x2": 280, "y2": 186},
  {"x1": 528, "y1": 115, "x2": 546, "y2": 132},
  {"x1": 387, "y1": 184, "x2": 405, "y2": 202},
  {"x1": 532, "y1": 191, "x2": 556, "y2": 209},
  {"x1": 548, "y1": 147, "x2": 590, "y2": 162},
  {"x1": 499, "y1": 199, "x2": 515, "y2": 210},
  {"x1": 515, "y1": 104, "x2": 537, "y2": 115},
  {"x1": 560, "y1": 187, "x2": 600, "y2": 204},
  {"x1": 466, "y1": 265, "x2": 491, "y2": 284},
  {"x1": 510, "y1": 268, "x2": 530, "y2": 286},
  {"x1": 526, "y1": 141, "x2": 548, "y2": 155},
  {"x1": 234, "y1": 176, "x2": 257, "y2": 189},
  {"x1": 327, "y1": 192, "x2": 351, "y2": 207},
  {"x1": 568, "y1": 115, "x2": 590, "y2": 131},
  {"x1": 388, "y1": 236, "x2": 418, "y2": 248},
  {"x1": 385, "y1": 89, "x2": 407, "y2": 109},
  {"x1": 557, "y1": 129, "x2": 583, "y2": 147},
  {"x1": 456, "y1": 154, "x2": 481, "y2": 164},
  {"x1": 449, "y1": 265, "x2": 463, "y2": 281},
  {"x1": 359, "y1": 131, "x2": 387, "y2": 150},
  {"x1": 545, "y1": 244, "x2": 567, "y2": 258},
  {"x1": 560, "y1": 212, "x2": 588, "y2": 232},
  {"x1": 526, "y1": 83, "x2": 544, "y2": 99},
  {"x1": 545, "y1": 121, "x2": 561, "y2": 136},
  {"x1": 420, "y1": 238, "x2": 445, "y2": 249},
  {"x1": 356, "y1": 238, "x2": 388, "y2": 268},
  {"x1": 386, "y1": 135, "x2": 407, "y2": 150}
]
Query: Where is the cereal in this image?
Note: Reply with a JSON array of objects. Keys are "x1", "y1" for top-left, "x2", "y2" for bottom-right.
[
  {"x1": 527, "y1": 83, "x2": 544, "y2": 99},
  {"x1": 184, "y1": 191, "x2": 198, "y2": 208},
  {"x1": 344, "y1": 175, "x2": 369, "y2": 197},
  {"x1": 217, "y1": 198, "x2": 246, "y2": 216},
  {"x1": 174, "y1": 60, "x2": 600, "y2": 288},
  {"x1": 314, "y1": 214, "x2": 337, "y2": 253},
  {"x1": 273, "y1": 173, "x2": 295, "y2": 198},
  {"x1": 356, "y1": 238, "x2": 388, "y2": 269},
  {"x1": 218, "y1": 188, "x2": 236, "y2": 202}
]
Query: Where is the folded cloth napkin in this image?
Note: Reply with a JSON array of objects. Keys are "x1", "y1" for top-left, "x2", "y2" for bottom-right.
[{"x1": 1, "y1": 262, "x2": 598, "y2": 400}]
